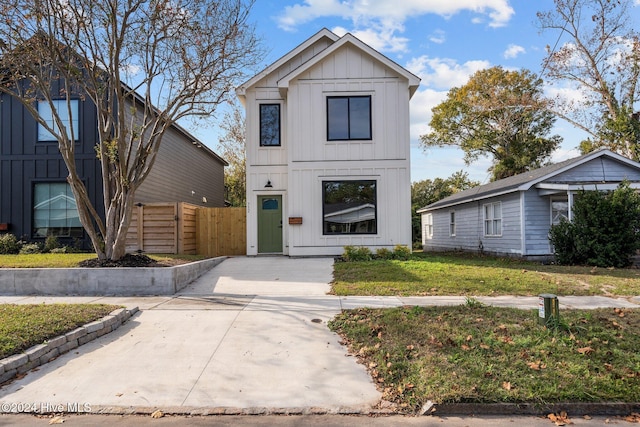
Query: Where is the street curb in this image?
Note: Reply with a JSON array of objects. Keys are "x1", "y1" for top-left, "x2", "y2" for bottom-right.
[
  {"x1": 20, "y1": 402, "x2": 640, "y2": 417},
  {"x1": 0, "y1": 306, "x2": 139, "y2": 386}
]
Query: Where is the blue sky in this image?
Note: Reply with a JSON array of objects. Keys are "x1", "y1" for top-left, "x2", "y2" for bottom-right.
[{"x1": 194, "y1": 0, "x2": 640, "y2": 185}]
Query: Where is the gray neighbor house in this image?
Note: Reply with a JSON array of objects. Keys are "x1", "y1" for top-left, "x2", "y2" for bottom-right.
[{"x1": 418, "y1": 149, "x2": 640, "y2": 260}]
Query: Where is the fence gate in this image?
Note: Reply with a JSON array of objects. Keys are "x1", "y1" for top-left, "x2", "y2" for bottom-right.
[{"x1": 196, "y1": 207, "x2": 246, "y2": 257}]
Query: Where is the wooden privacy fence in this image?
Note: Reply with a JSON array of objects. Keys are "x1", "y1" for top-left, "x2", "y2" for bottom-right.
[
  {"x1": 196, "y1": 207, "x2": 246, "y2": 257},
  {"x1": 126, "y1": 202, "x2": 198, "y2": 254},
  {"x1": 125, "y1": 202, "x2": 246, "y2": 256}
]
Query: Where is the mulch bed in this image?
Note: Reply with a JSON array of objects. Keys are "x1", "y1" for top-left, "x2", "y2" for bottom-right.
[{"x1": 77, "y1": 253, "x2": 166, "y2": 268}]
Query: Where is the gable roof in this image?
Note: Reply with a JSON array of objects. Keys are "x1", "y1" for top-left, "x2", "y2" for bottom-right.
[
  {"x1": 276, "y1": 32, "x2": 421, "y2": 99},
  {"x1": 236, "y1": 28, "x2": 339, "y2": 101},
  {"x1": 418, "y1": 149, "x2": 640, "y2": 212},
  {"x1": 236, "y1": 28, "x2": 421, "y2": 100}
]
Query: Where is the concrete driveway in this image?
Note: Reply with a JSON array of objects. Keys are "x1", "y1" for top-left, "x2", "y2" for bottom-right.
[{"x1": 0, "y1": 257, "x2": 381, "y2": 414}]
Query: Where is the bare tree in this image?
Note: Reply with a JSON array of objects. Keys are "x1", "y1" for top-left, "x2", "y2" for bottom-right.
[
  {"x1": 218, "y1": 102, "x2": 246, "y2": 207},
  {"x1": 0, "y1": 0, "x2": 262, "y2": 260},
  {"x1": 538, "y1": 0, "x2": 640, "y2": 158}
]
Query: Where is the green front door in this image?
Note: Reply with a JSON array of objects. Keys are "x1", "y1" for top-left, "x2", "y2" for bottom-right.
[{"x1": 258, "y1": 195, "x2": 283, "y2": 253}]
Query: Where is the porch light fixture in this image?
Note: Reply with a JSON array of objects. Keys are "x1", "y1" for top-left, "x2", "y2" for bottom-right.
[{"x1": 265, "y1": 180, "x2": 273, "y2": 188}]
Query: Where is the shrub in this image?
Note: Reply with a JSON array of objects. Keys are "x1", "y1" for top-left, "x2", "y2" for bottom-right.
[
  {"x1": 19, "y1": 243, "x2": 41, "y2": 254},
  {"x1": 375, "y1": 248, "x2": 392, "y2": 259},
  {"x1": 50, "y1": 247, "x2": 69, "y2": 254},
  {"x1": 549, "y1": 182, "x2": 640, "y2": 267},
  {"x1": 392, "y1": 245, "x2": 411, "y2": 261},
  {"x1": 0, "y1": 234, "x2": 21, "y2": 254},
  {"x1": 342, "y1": 245, "x2": 372, "y2": 262},
  {"x1": 43, "y1": 235, "x2": 60, "y2": 253}
]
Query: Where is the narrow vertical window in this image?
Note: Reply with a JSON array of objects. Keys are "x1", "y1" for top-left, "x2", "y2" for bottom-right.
[
  {"x1": 260, "y1": 104, "x2": 280, "y2": 146},
  {"x1": 425, "y1": 213, "x2": 433, "y2": 240},
  {"x1": 38, "y1": 100, "x2": 79, "y2": 142},
  {"x1": 551, "y1": 198, "x2": 569, "y2": 225},
  {"x1": 327, "y1": 96, "x2": 371, "y2": 140},
  {"x1": 449, "y1": 211, "x2": 456, "y2": 236}
]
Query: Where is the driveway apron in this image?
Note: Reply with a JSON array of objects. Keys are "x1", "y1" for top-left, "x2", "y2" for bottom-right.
[{"x1": 0, "y1": 257, "x2": 380, "y2": 412}]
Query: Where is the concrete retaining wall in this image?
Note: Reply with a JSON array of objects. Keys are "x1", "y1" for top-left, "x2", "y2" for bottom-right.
[
  {"x1": 0, "y1": 307, "x2": 138, "y2": 385},
  {"x1": 0, "y1": 257, "x2": 226, "y2": 296}
]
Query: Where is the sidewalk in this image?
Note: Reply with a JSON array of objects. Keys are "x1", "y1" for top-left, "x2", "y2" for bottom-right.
[{"x1": 0, "y1": 256, "x2": 638, "y2": 416}]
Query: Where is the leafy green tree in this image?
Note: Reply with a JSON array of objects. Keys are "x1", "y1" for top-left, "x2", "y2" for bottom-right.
[
  {"x1": 538, "y1": 0, "x2": 640, "y2": 159},
  {"x1": 218, "y1": 103, "x2": 246, "y2": 207},
  {"x1": 411, "y1": 171, "x2": 479, "y2": 244},
  {"x1": 549, "y1": 182, "x2": 640, "y2": 267},
  {"x1": 421, "y1": 66, "x2": 562, "y2": 181}
]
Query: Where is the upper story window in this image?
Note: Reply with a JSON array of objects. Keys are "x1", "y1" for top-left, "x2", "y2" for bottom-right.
[
  {"x1": 327, "y1": 96, "x2": 371, "y2": 141},
  {"x1": 484, "y1": 202, "x2": 502, "y2": 236},
  {"x1": 449, "y1": 211, "x2": 456, "y2": 236},
  {"x1": 323, "y1": 180, "x2": 376, "y2": 235},
  {"x1": 38, "y1": 100, "x2": 79, "y2": 142},
  {"x1": 260, "y1": 104, "x2": 281, "y2": 146}
]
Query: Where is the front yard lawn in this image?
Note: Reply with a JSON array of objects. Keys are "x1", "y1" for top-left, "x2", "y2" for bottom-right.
[
  {"x1": 332, "y1": 252, "x2": 640, "y2": 296},
  {"x1": 0, "y1": 253, "x2": 206, "y2": 268},
  {"x1": 0, "y1": 304, "x2": 121, "y2": 359},
  {"x1": 329, "y1": 304, "x2": 640, "y2": 413}
]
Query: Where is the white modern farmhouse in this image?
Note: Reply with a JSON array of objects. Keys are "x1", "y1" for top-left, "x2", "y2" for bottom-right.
[{"x1": 236, "y1": 29, "x2": 420, "y2": 256}]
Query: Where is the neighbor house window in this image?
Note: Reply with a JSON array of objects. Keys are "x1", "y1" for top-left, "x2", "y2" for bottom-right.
[
  {"x1": 551, "y1": 198, "x2": 569, "y2": 225},
  {"x1": 424, "y1": 213, "x2": 433, "y2": 240},
  {"x1": 38, "y1": 100, "x2": 79, "y2": 142},
  {"x1": 327, "y1": 96, "x2": 371, "y2": 140},
  {"x1": 323, "y1": 180, "x2": 376, "y2": 235},
  {"x1": 259, "y1": 104, "x2": 280, "y2": 146},
  {"x1": 33, "y1": 182, "x2": 83, "y2": 238},
  {"x1": 484, "y1": 202, "x2": 502, "y2": 236},
  {"x1": 449, "y1": 211, "x2": 456, "y2": 236}
]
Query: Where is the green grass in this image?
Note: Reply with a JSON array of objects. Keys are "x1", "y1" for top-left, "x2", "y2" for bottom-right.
[
  {"x1": 0, "y1": 304, "x2": 121, "y2": 359},
  {"x1": 333, "y1": 252, "x2": 640, "y2": 296},
  {"x1": 329, "y1": 305, "x2": 640, "y2": 413},
  {"x1": 0, "y1": 253, "x2": 207, "y2": 268}
]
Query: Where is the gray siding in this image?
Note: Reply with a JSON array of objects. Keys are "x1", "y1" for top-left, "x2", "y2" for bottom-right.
[
  {"x1": 523, "y1": 189, "x2": 552, "y2": 255},
  {"x1": 551, "y1": 157, "x2": 640, "y2": 182},
  {"x1": 136, "y1": 124, "x2": 226, "y2": 207},
  {"x1": 424, "y1": 193, "x2": 522, "y2": 256}
]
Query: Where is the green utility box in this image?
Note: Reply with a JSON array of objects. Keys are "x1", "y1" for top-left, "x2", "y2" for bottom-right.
[{"x1": 538, "y1": 293, "x2": 560, "y2": 325}]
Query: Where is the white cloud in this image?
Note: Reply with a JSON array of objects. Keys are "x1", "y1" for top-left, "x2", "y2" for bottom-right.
[
  {"x1": 429, "y1": 29, "x2": 446, "y2": 44},
  {"x1": 406, "y1": 56, "x2": 490, "y2": 90},
  {"x1": 276, "y1": 0, "x2": 514, "y2": 54},
  {"x1": 503, "y1": 44, "x2": 525, "y2": 59}
]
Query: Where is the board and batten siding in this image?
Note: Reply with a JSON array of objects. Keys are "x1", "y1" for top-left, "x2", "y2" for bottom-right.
[
  {"x1": 425, "y1": 193, "x2": 523, "y2": 256},
  {"x1": 287, "y1": 162, "x2": 411, "y2": 257}
]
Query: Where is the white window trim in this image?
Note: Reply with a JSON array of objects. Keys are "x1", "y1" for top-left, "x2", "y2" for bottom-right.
[
  {"x1": 483, "y1": 201, "x2": 502, "y2": 237},
  {"x1": 424, "y1": 213, "x2": 433, "y2": 240}
]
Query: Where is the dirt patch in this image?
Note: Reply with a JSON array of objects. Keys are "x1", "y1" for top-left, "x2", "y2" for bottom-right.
[{"x1": 77, "y1": 253, "x2": 168, "y2": 268}]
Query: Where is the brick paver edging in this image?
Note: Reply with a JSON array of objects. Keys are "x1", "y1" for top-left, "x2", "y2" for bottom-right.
[{"x1": 0, "y1": 306, "x2": 139, "y2": 385}]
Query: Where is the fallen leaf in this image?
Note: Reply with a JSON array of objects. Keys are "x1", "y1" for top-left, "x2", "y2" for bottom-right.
[
  {"x1": 406, "y1": 344, "x2": 415, "y2": 350},
  {"x1": 577, "y1": 346, "x2": 594, "y2": 355},
  {"x1": 461, "y1": 344, "x2": 471, "y2": 351},
  {"x1": 583, "y1": 415, "x2": 592, "y2": 420},
  {"x1": 151, "y1": 410, "x2": 164, "y2": 419},
  {"x1": 502, "y1": 381, "x2": 512, "y2": 391},
  {"x1": 49, "y1": 417, "x2": 65, "y2": 425},
  {"x1": 480, "y1": 343, "x2": 490, "y2": 350},
  {"x1": 527, "y1": 361, "x2": 546, "y2": 370},
  {"x1": 466, "y1": 335, "x2": 473, "y2": 342}
]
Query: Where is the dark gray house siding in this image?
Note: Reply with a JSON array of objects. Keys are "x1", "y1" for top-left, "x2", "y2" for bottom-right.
[
  {"x1": 0, "y1": 93, "x2": 103, "y2": 246},
  {"x1": 419, "y1": 150, "x2": 640, "y2": 260}
]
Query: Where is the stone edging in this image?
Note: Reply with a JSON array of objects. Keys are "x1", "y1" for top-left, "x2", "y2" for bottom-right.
[{"x1": 0, "y1": 306, "x2": 139, "y2": 385}]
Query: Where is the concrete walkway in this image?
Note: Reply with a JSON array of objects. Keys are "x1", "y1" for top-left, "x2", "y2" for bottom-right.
[{"x1": 0, "y1": 256, "x2": 639, "y2": 415}]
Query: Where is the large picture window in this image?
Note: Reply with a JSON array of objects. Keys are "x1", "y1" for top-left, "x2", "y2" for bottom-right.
[
  {"x1": 33, "y1": 182, "x2": 83, "y2": 238},
  {"x1": 484, "y1": 202, "x2": 502, "y2": 236},
  {"x1": 323, "y1": 180, "x2": 376, "y2": 235},
  {"x1": 260, "y1": 104, "x2": 280, "y2": 146},
  {"x1": 38, "y1": 100, "x2": 79, "y2": 142},
  {"x1": 327, "y1": 96, "x2": 371, "y2": 140}
]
